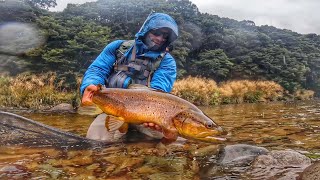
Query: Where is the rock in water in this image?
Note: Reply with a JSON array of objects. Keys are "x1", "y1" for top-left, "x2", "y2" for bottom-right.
[
  {"x1": 217, "y1": 144, "x2": 269, "y2": 166},
  {"x1": 248, "y1": 149, "x2": 311, "y2": 179},
  {"x1": 298, "y1": 161, "x2": 320, "y2": 180}
]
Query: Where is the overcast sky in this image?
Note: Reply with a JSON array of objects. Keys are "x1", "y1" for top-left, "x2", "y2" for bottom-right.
[{"x1": 50, "y1": 0, "x2": 319, "y2": 34}]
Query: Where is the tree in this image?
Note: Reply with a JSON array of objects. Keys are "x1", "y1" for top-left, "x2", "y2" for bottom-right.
[
  {"x1": 25, "y1": 15, "x2": 111, "y2": 88},
  {"x1": 25, "y1": 0, "x2": 57, "y2": 9},
  {"x1": 194, "y1": 49, "x2": 233, "y2": 81},
  {"x1": 4, "y1": 0, "x2": 320, "y2": 95}
]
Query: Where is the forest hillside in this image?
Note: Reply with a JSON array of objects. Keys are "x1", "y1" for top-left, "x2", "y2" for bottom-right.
[{"x1": 1, "y1": 0, "x2": 320, "y2": 95}]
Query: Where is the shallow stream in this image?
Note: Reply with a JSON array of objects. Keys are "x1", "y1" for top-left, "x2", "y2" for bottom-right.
[{"x1": 1, "y1": 100, "x2": 320, "y2": 179}]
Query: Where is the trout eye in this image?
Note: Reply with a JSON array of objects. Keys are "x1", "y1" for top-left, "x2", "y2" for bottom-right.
[{"x1": 205, "y1": 122, "x2": 214, "y2": 129}]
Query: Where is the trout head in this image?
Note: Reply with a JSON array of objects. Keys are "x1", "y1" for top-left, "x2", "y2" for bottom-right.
[
  {"x1": 91, "y1": 89, "x2": 108, "y2": 107},
  {"x1": 91, "y1": 88, "x2": 125, "y2": 115},
  {"x1": 172, "y1": 110, "x2": 227, "y2": 142}
]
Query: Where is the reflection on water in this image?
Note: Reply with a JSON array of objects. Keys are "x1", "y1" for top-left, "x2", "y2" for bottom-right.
[
  {"x1": 1, "y1": 100, "x2": 320, "y2": 179},
  {"x1": 18, "y1": 113, "x2": 94, "y2": 137},
  {"x1": 202, "y1": 100, "x2": 320, "y2": 151}
]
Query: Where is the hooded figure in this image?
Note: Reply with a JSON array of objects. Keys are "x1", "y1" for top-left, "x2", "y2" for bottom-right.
[
  {"x1": 81, "y1": 13, "x2": 179, "y2": 141},
  {"x1": 80, "y1": 13, "x2": 179, "y2": 95}
]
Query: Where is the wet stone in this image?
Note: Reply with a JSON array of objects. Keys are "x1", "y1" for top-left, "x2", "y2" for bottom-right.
[
  {"x1": 191, "y1": 145, "x2": 221, "y2": 157},
  {"x1": 0, "y1": 164, "x2": 31, "y2": 179},
  {"x1": 136, "y1": 165, "x2": 160, "y2": 174},
  {"x1": 86, "y1": 163, "x2": 100, "y2": 171},
  {"x1": 145, "y1": 156, "x2": 188, "y2": 172},
  {"x1": 217, "y1": 144, "x2": 269, "y2": 166},
  {"x1": 105, "y1": 164, "x2": 116, "y2": 175},
  {"x1": 48, "y1": 156, "x2": 93, "y2": 166},
  {"x1": 165, "y1": 142, "x2": 187, "y2": 153},
  {"x1": 252, "y1": 150, "x2": 312, "y2": 167},
  {"x1": 298, "y1": 161, "x2": 320, "y2": 180},
  {"x1": 49, "y1": 103, "x2": 75, "y2": 113},
  {"x1": 0, "y1": 164, "x2": 29, "y2": 175},
  {"x1": 148, "y1": 172, "x2": 197, "y2": 180},
  {"x1": 37, "y1": 164, "x2": 64, "y2": 179},
  {"x1": 103, "y1": 156, "x2": 144, "y2": 176},
  {"x1": 247, "y1": 149, "x2": 312, "y2": 179}
]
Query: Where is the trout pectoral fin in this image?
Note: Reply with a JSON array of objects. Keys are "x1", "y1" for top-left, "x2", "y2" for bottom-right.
[
  {"x1": 118, "y1": 123, "x2": 129, "y2": 133},
  {"x1": 105, "y1": 115, "x2": 125, "y2": 132},
  {"x1": 162, "y1": 128, "x2": 178, "y2": 141}
]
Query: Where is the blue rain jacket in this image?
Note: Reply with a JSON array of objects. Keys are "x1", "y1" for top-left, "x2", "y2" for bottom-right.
[{"x1": 80, "y1": 13, "x2": 178, "y2": 95}]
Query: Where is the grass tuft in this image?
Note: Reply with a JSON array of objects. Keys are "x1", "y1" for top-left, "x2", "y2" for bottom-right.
[
  {"x1": 173, "y1": 78, "x2": 288, "y2": 105},
  {"x1": 0, "y1": 72, "x2": 79, "y2": 109},
  {"x1": 0, "y1": 74, "x2": 314, "y2": 109},
  {"x1": 172, "y1": 76, "x2": 220, "y2": 105}
]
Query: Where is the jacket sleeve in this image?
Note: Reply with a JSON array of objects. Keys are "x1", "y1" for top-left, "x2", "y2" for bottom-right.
[
  {"x1": 80, "y1": 40, "x2": 124, "y2": 95},
  {"x1": 150, "y1": 53, "x2": 177, "y2": 93}
]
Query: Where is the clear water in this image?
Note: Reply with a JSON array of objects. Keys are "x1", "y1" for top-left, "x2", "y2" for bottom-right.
[{"x1": 1, "y1": 100, "x2": 320, "y2": 179}]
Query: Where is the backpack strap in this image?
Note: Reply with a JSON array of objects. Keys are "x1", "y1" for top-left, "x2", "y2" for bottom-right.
[
  {"x1": 147, "y1": 51, "x2": 166, "y2": 87},
  {"x1": 115, "y1": 40, "x2": 135, "y2": 66},
  {"x1": 113, "y1": 40, "x2": 167, "y2": 87}
]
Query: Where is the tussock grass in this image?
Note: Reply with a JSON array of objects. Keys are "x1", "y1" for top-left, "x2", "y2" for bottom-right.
[
  {"x1": 0, "y1": 73, "x2": 315, "y2": 109},
  {"x1": 172, "y1": 76, "x2": 219, "y2": 105},
  {"x1": 173, "y1": 77, "x2": 290, "y2": 105},
  {"x1": 219, "y1": 80, "x2": 284, "y2": 103},
  {"x1": 294, "y1": 89, "x2": 315, "y2": 100},
  {"x1": 0, "y1": 72, "x2": 79, "y2": 109}
]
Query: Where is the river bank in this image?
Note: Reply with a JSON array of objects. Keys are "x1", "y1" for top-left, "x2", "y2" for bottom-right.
[{"x1": 0, "y1": 73, "x2": 315, "y2": 110}]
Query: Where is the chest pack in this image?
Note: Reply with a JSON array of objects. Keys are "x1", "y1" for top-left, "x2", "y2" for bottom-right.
[{"x1": 106, "y1": 40, "x2": 166, "y2": 88}]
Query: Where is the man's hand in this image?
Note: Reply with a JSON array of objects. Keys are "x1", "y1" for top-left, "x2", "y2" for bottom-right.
[
  {"x1": 81, "y1": 85, "x2": 99, "y2": 106},
  {"x1": 143, "y1": 122, "x2": 162, "y2": 132}
]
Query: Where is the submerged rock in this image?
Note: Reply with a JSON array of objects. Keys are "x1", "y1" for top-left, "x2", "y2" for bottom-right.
[
  {"x1": 191, "y1": 145, "x2": 221, "y2": 157},
  {"x1": 201, "y1": 145, "x2": 312, "y2": 179},
  {"x1": 144, "y1": 156, "x2": 197, "y2": 180},
  {"x1": 0, "y1": 164, "x2": 31, "y2": 179},
  {"x1": 298, "y1": 161, "x2": 320, "y2": 180},
  {"x1": 253, "y1": 150, "x2": 311, "y2": 167},
  {"x1": 247, "y1": 149, "x2": 311, "y2": 179},
  {"x1": 199, "y1": 144, "x2": 269, "y2": 179},
  {"x1": 217, "y1": 144, "x2": 269, "y2": 166}
]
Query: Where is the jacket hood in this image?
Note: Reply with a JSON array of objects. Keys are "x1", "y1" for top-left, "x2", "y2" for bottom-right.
[{"x1": 135, "y1": 13, "x2": 178, "y2": 51}]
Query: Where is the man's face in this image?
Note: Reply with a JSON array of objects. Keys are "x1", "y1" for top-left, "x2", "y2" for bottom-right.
[{"x1": 144, "y1": 27, "x2": 170, "y2": 50}]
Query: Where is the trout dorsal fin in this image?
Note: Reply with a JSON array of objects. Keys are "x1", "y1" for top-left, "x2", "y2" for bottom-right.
[
  {"x1": 128, "y1": 84, "x2": 149, "y2": 89},
  {"x1": 128, "y1": 84, "x2": 162, "y2": 92},
  {"x1": 105, "y1": 115, "x2": 127, "y2": 132}
]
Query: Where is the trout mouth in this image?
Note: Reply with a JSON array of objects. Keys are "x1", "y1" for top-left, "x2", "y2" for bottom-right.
[
  {"x1": 197, "y1": 126, "x2": 227, "y2": 135},
  {"x1": 197, "y1": 136, "x2": 227, "y2": 142},
  {"x1": 194, "y1": 127, "x2": 228, "y2": 142}
]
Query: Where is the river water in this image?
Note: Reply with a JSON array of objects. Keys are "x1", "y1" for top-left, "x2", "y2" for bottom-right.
[{"x1": 1, "y1": 100, "x2": 320, "y2": 179}]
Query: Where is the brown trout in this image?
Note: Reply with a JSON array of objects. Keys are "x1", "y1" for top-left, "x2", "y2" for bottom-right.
[{"x1": 89, "y1": 85, "x2": 227, "y2": 143}]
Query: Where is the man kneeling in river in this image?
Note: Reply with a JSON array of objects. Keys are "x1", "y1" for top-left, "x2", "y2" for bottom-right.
[{"x1": 80, "y1": 13, "x2": 179, "y2": 141}]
